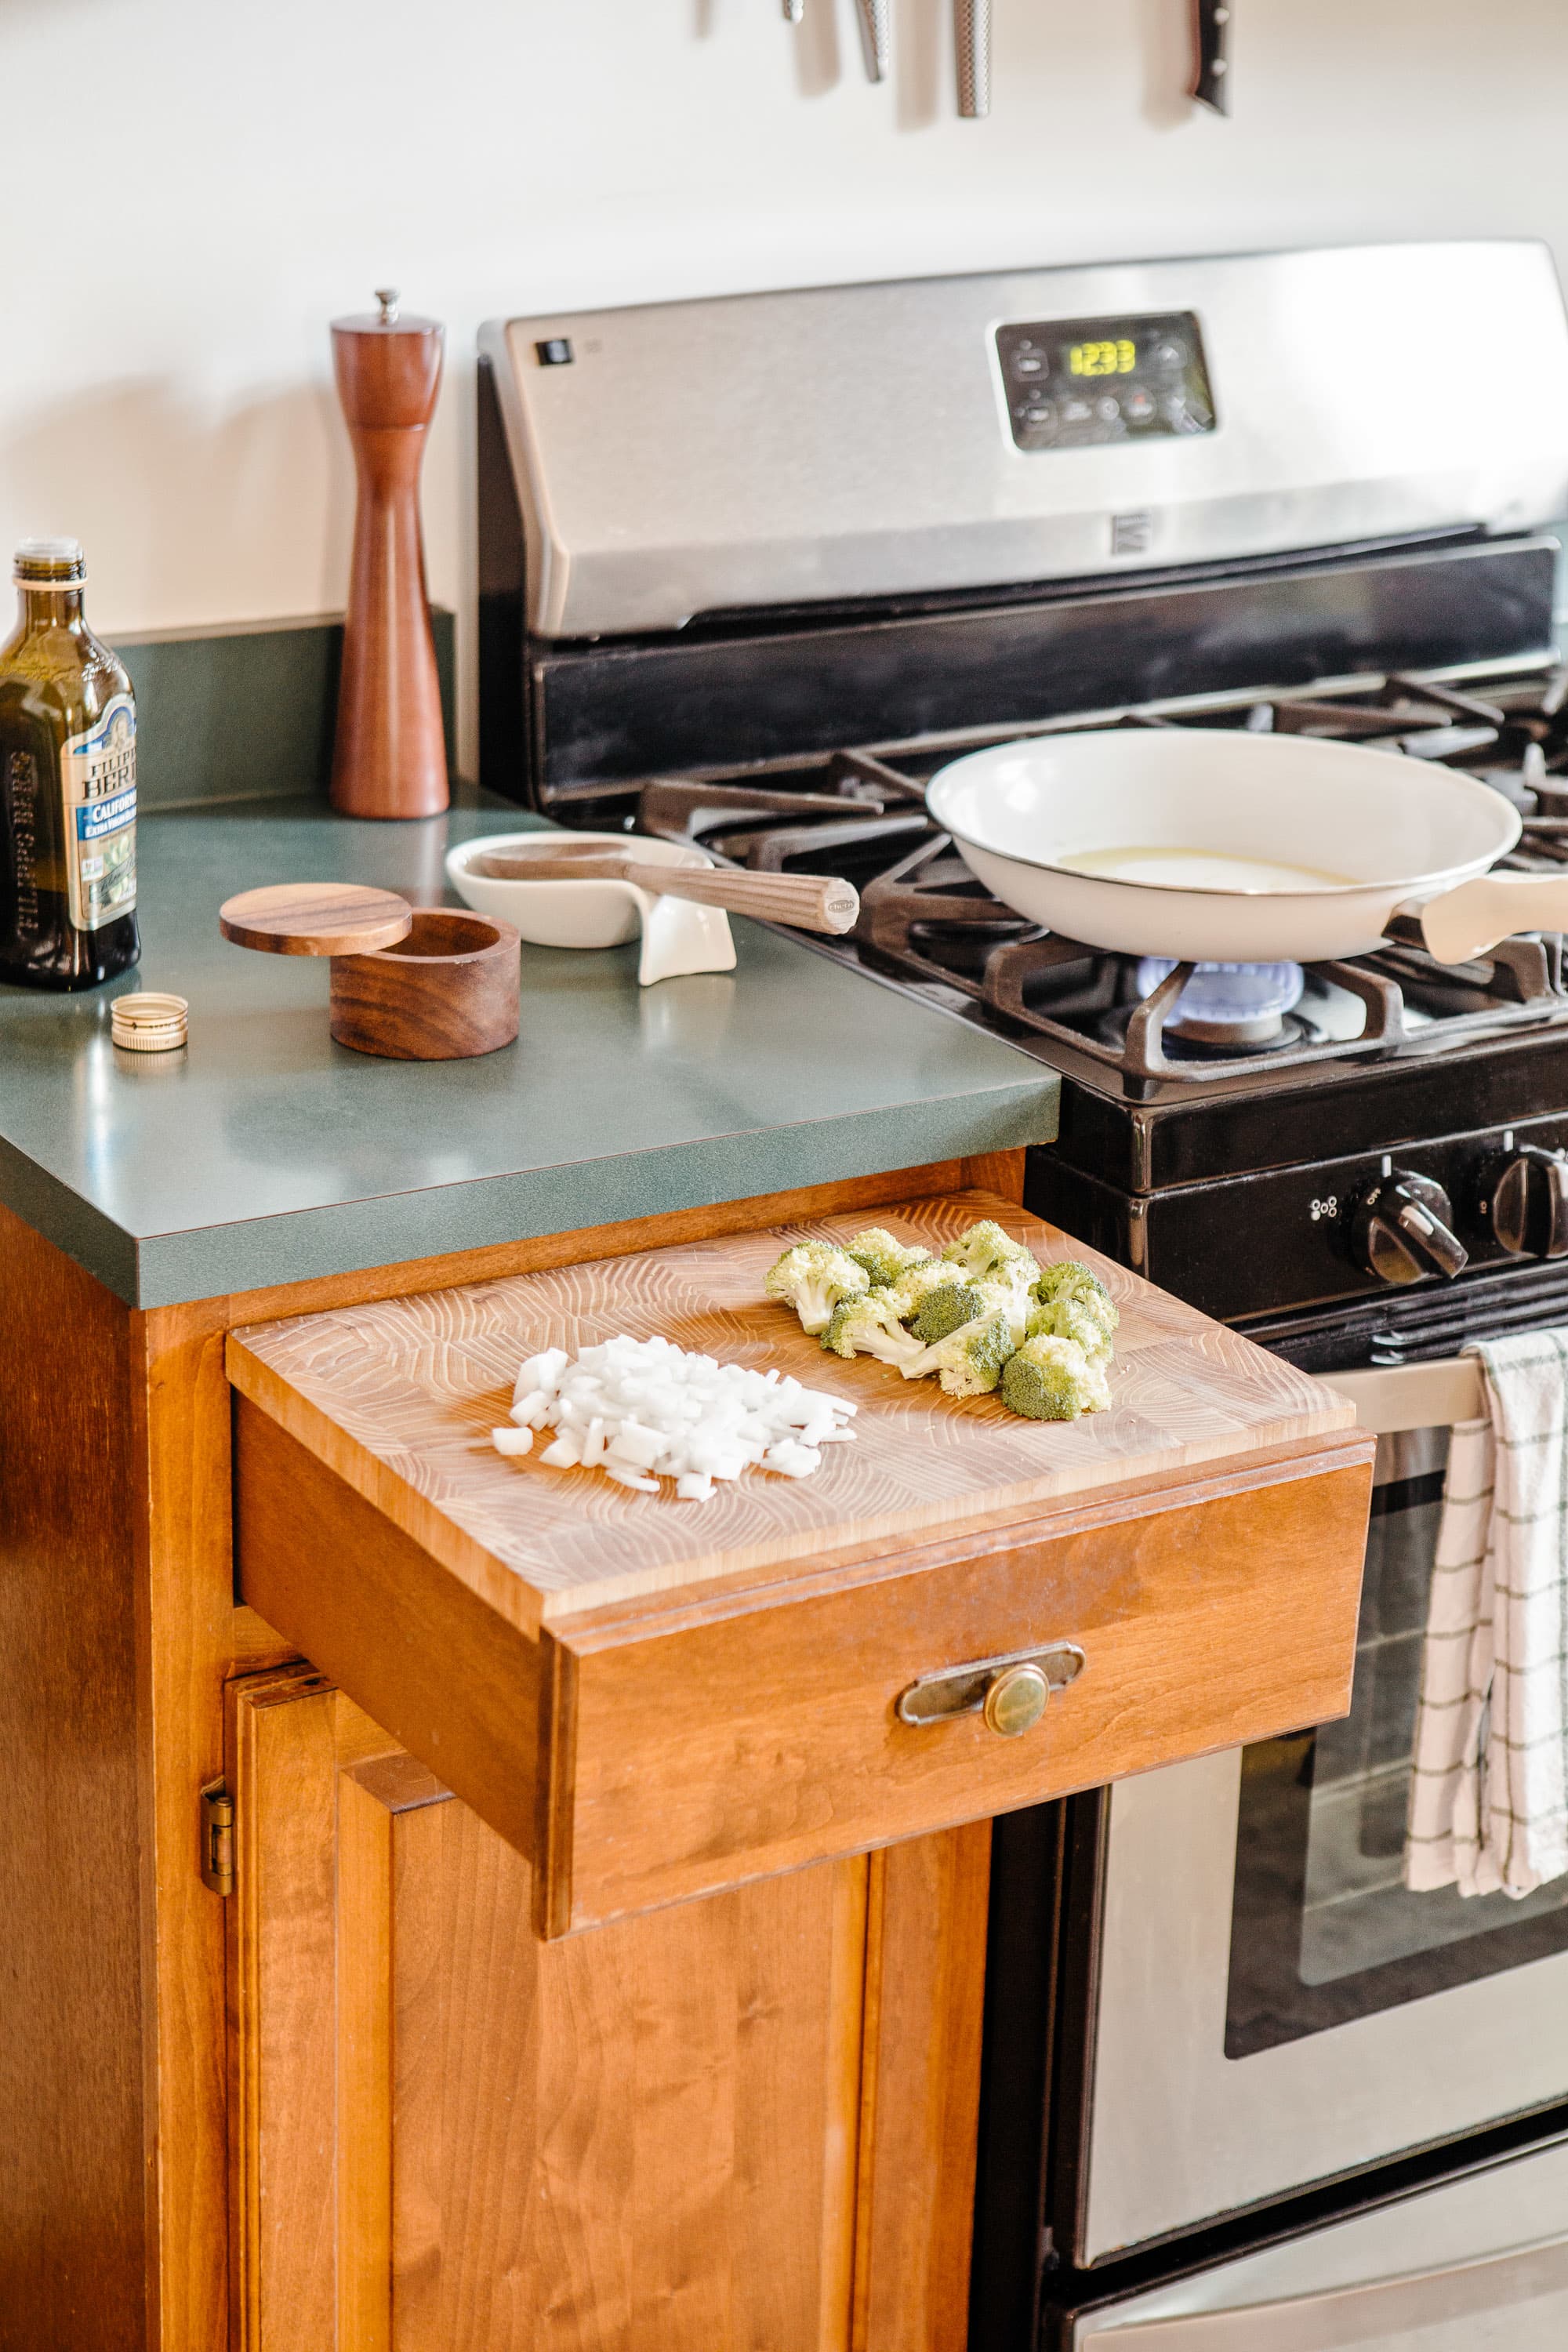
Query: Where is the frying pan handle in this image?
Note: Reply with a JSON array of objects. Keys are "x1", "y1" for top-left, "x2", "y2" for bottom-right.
[{"x1": 1407, "y1": 873, "x2": 1568, "y2": 966}]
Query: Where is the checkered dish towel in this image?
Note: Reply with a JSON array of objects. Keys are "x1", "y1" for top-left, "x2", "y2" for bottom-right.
[{"x1": 1405, "y1": 1331, "x2": 1568, "y2": 1899}]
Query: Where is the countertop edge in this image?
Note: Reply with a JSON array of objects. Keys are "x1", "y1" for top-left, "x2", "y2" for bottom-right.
[
  {"x1": 0, "y1": 1133, "x2": 141, "y2": 1303},
  {"x1": 118, "y1": 1081, "x2": 1058, "y2": 1309}
]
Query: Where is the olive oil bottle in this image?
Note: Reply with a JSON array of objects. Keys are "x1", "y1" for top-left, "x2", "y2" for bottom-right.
[{"x1": 0, "y1": 538, "x2": 139, "y2": 989}]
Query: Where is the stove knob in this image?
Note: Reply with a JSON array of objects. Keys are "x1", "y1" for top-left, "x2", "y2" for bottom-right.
[
  {"x1": 1350, "y1": 1171, "x2": 1469, "y2": 1286},
  {"x1": 1476, "y1": 1145, "x2": 1568, "y2": 1260}
]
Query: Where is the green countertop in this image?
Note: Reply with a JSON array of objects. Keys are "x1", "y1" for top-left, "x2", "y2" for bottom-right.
[{"x1": 0, "y1": 799, "x2": 1060, "y2": 1308}]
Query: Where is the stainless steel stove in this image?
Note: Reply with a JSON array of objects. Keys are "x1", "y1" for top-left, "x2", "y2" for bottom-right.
[{"x1": 481, "y1": 242, "x2": 1568, "y2": 2350}]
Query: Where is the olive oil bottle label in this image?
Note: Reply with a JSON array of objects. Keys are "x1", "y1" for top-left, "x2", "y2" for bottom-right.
[
  {"x1": 5, "y1": 749, "x2": 41, "y2": 938},
  {"x1": 60, "y1": 691, "x2": 136, "y2": 930}
]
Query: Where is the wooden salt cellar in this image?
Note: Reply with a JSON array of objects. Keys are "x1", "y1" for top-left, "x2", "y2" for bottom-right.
[
  {"x1": 219, "y1": 884, "x2": 519, "y2": 1059},
  {"x1": 330, "y1": 907, "x2": 520, "y2": 1060},
  {"x1": 329, "y1": 290, "x2": 449, "y2": 819}
]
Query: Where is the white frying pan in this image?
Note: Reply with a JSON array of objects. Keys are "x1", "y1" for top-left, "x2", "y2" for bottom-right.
[{"x1": 924, "y1": 729, "x2": 1568, "y2": 967}]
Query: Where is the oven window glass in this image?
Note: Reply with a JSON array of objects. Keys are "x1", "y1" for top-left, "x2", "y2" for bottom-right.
[{"x1": 1225, "y1": 1426, "x2": 1568, "y2": 2059}]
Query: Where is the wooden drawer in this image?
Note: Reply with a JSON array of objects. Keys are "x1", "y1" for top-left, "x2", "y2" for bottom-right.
[{"x1": 229, "y1": 1192, "x2": 1373, "y2": 1935}]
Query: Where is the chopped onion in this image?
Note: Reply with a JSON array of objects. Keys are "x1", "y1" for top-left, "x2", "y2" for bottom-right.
[
  {"x1": 514, "y1": 1347, "x2": 568, "y2": 1402},
  {"x1": 492, "y1": 1334, "x2": 856, "y2": 1501}
]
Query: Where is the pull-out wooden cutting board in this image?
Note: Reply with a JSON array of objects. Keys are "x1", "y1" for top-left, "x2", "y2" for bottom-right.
[
  {"x1": 228, "y1": 1190, "x2": 1351, "y2": 1632},
  {"x1": 227, "y1": 1191, "x2": 1371, "y2": 1931}
]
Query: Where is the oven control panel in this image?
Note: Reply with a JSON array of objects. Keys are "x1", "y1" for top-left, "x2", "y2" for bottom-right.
[
  {"x1": 996, "y1": 310, "x2": 1217, "y2": 453},
  {"x1": 1029, "y1": 1115, "x2": 1568, "y2": 1326}
]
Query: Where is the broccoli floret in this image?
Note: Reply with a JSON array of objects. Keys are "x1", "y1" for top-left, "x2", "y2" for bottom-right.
[
  {"x1": 942, "y1": 1218, "x2": 1038, "y2": 1281},
  {"x1": 1025, "y1": 1294, "x2": 1113, "y2": 1364},
  {"x1": 843, "y1": 1228, "x2": 935, "y2": 1288},
  {"x1": 764, "y1": 1240, "x2": 869, "y2": 1334},
  {"x1": 909, "y1": 1280, "x2": 987, "y2": 1345},
  {"x1": 821, "y1": 1291, "x2": 928, "y2": 1372},
  {"x1": 1032, "y1": 1258, "x2": 1119, "y2": 1339},
  {"x1": 881, "y1": 1257, "x2": 963, "y2": 1321},
  {"x1": 1001, "y1": 1334, "x2": 1112, "y2": 1421},
  {"x1": 972, "y1": 1258, "x2": 1040, "y2": 1347},
  {"x1": 1033, "y1": 1255, "x2": 1106, "y2": 1296},
  {"x1": 919, "y1": 1307, "x2": 1017, "y2": 1398}
]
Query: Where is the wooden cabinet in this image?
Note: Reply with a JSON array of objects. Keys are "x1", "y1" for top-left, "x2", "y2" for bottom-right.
[
  {"x1": 214, "y1": 1188, "x2": 1370, "y2": 2347},
  {"x1": 225, "y1": 1667, "x2": 988, "y2": 2351},
  {"x1": 0, "y1": 1153, "x2": 1374, "y2": 2350}
]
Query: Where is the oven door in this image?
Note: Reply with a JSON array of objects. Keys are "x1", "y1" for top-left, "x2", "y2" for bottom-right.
[
  {"x1": 1067, "y1": 1356, "x2": 1568, "y2": 2267},
  {"x1": 1059, "y1": 2129, "x2": 1568, "y2": 2349}
]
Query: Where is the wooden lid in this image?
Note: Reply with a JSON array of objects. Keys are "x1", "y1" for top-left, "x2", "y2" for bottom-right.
[{"x1": 219, "y1": 884, "x2": 414, "y2": 957}]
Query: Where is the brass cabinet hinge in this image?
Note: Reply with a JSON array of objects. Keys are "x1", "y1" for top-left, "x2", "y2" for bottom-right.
[{"x1": 200, "y1": 1780, "x2": 235, "y2": 1896}]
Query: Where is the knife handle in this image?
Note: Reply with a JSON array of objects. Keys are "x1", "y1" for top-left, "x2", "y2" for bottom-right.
[
  {"x1": 955, "y1": 0, "x2": 991, "y2": 118},
  {"x1": 1189, "y1": 0, "x2": 1231, "y2": 115},
  {"x1": 854, "y1": 0, "x2": 890, "y2": 82}
]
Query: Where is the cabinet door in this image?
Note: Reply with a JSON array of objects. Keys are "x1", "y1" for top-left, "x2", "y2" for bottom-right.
[{"x1": 224, "y1": 1667, "x2": 985, "y2": 2352}]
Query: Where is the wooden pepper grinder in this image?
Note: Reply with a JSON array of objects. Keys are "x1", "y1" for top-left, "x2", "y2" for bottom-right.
[{"x1": 330, "y1": 289, "x2": 449, "y2": 818}]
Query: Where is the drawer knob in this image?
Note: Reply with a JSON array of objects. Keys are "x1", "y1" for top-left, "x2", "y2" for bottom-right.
[
  {"x1": 982, "y1": 1662, "x2": 1050, "y2": 1738},
  {"x1": 897, "y1": 1642, "x2": 1084, "y2": 1732}
]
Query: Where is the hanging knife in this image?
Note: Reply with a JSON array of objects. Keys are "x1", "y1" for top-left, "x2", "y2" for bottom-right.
[
  {"x1": 1190, "y1": 0, "x2": 1231, "y2": 114},
  {"x1": 955, "y1": 0, "x2": 991, "y2": 118},
  {"x1": 782, "y1": 0, "x2": 804, "y2": 20},
  {"x1": 854, "y1": 0, "x2": 891, "y2": 81}
]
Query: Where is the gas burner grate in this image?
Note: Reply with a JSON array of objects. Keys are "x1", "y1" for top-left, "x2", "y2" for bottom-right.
[
  {"x1": 858, "y1": 837, "x2": 1403, "y2": 1089},
  {"x1": 988, "y1": 938, "x2": 1406, "y2": 1087},
  {"x1": 624, "y1": 659, "x2": 1568, "y2": 1094}
]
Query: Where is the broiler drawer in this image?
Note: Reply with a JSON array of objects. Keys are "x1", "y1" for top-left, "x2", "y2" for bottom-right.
[{"x1": 227, "y1": 1192, "x2": 1372, "y2": 1936}]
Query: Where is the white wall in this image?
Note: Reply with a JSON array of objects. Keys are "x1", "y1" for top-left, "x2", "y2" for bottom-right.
[{"x1": 4, "y1": 0, "x2": 1567, "y2": 770}]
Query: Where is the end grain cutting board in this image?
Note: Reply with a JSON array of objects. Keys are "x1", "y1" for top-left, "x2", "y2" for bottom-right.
[
  {"x1": 227, "y1": 1190, "x2": 1372, "y2": 1929},
  {"x1": 227, "y1": 1191, "x2": 1352, "y2": 1632}
]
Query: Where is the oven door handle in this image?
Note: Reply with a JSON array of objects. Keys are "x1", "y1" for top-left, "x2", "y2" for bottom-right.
[
  {"x1": 1329, "y1": 1356, "x2": 1484, "y2": 1435},
  {"x1": 1091, "y1": 2225, "x2": 1568, "y2": 2346}
]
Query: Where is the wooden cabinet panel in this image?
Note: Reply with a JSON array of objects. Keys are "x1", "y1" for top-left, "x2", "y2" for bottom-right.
[
  {"x1": 225, "y1": 1669, "x2": 989, "y2": 2352},
  {"x1": 0, "y1": 1205, "x2": 145, "y2": 2351},
  {"x1": 853, "y1": 1831, "x2": 990, "y2": 2352}
]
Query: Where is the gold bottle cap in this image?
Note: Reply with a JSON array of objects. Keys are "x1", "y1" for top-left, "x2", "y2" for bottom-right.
[
  {"x1": 15, "y1": 536, "x2": 85, "y2": 586},
  {"x1": 111, "y1": 993, "x2": 188, "y2": 1053}
]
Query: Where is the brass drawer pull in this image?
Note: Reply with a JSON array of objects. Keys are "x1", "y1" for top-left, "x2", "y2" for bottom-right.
[{"x1": 897, "y1": 1642, "x2": 1086, "y2": 1737}]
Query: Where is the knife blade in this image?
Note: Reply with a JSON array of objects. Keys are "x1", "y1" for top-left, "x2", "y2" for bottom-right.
[
  {"x1": 955, "y1": 0, "x2": 991, "y2": 117},
  {"x1": 854, "y1": 0, "x2": 890, "y2": 81},
  {"x1": 1190, "y1": 0, "x2": 1231, "y2": 115},
  {"x1": 782, "y1": 0, "x2": 804, "y2": 20}
]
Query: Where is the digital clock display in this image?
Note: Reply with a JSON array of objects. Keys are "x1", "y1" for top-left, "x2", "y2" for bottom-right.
[
  {"x1": 1069, "y1": 339, "x2": 1137, "y2": 378},
  {"x1": 994, "y1": 309, "x2": 1217, "y2": 455}
]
